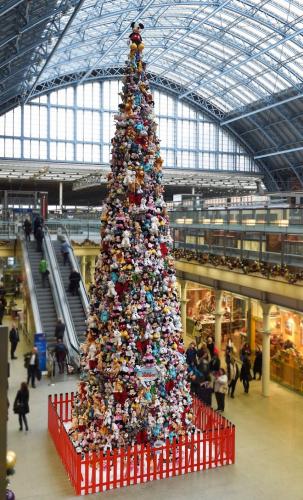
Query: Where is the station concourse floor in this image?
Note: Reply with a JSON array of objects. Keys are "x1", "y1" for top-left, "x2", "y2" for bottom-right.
[{"x1": 6, "y1": 319, "x2": 303, "y2": 500}]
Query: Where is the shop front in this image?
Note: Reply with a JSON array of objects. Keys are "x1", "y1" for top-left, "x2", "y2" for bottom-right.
[
  {"x1": 255, "y1": 306, "x2": 303, "y2": 393},
  {"x1": 184, "y1": 281, "x2": 247, "y2": 354}
]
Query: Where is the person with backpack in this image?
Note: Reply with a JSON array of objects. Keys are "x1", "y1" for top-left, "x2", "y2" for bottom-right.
[
  {"x1": 228, "y1": 357, "x2": 239, "y2": 398},
  {"x1": 14, "y1": 382, "x2": 29, "y2": 431},
  {"x1": 53, "y1": 338, "x2": 68, "y2": 374},
  {"x1": 39, "y1": 257, "x2": 49, "y2": 288},
  {"x1": 35, "y1": 225, "x2": 44, "y2": 252}
]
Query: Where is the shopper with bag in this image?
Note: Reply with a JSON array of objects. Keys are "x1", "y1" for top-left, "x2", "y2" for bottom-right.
[
  {"x1": 39, "y1": 257, "x2": 49, "y2": 288},
  {"x1": 14, "y1": 382, "x2": 29, "y2": 431}
]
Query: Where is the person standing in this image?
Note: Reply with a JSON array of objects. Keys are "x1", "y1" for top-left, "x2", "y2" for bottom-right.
[
  {"x1": 68, "y1": 268, "x2": 81, "y2": 295},
  {"x1": 240, "y1": 355, "x2": 252, "y2": 394},
  {"x1": 206, "y1": 335, "x2": 215, "y2": 358},
  {"x1": 54, "y1": 318, "x2": 65, "y2": 340},
  {"x1": 209, "y1": 348, "x2": 220, "y2": 373},
  {"x1": 25, "y1": 347, "x2": 39, "y2": 388},
  {"x1": 253, "y1": 347, "x2": 262, "y2": 380},
  {"x1": 61, "y1": 240, "x2": 71, "y2": 266},
  {"x1": 214, "y1": 368, "x2": 228, "y2": 412},
  {"x1": 0, "y1": 297, "x2": 5, "y2": 325},
  {"x1": 9, "y1": 324, "x2": 19, "y2": 360},
  {"x1": 186, "y1": 342, "x2": 197, "y2": 367},
  {"x1": 35, "y1": 225, "x2": 44, "y2": 252},
  {"x1": 14, "y1": 382, "x2": 29, "y2": 431},
  {"x1": 23, "y1": 217, "x2": 32, "y2": 242},
  {"x1": 228, "y1": 357, "x2": 239, "y2": 398},
  {"x1": 240, "y1": 342, "x2": 251, "y2": 361},
  {"x1": 39, "y1": 257, "x2": 49, "y2": 288},
  {"x1": 54, "y1": 339, "x2": 68, "y2": 374}
]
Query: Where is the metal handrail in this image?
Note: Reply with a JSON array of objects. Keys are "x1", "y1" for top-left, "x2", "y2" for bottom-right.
[
  {"x1": 20, "y1": 237, "x2": 43, "y2": 333},
  {"x1": 57, "y1": 226, "x2": 90, "y2": 315},
  {"x1": 43, "y1": 230, "x2": 80, "y2": 367}
]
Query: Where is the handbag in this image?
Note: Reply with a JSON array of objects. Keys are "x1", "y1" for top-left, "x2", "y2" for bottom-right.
[{"x1": 13, "y1": 401, "x2": 24, "y2": 414}]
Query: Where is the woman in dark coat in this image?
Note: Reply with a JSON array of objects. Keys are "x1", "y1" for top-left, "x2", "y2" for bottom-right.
[
  {"x1": 253, "y1": 347, "x2": 262, "y2": 380},
  {"x1": 14, "y1": 382, "x2": 29, "y2": 431},
  {"x1": 240, "y1": 355, "x2": 252, "y2": 394}
]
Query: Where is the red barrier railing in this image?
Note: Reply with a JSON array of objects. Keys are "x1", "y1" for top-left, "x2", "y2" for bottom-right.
[{"x1": 48, "y1": 393, "x2": 235, "y2": 495}]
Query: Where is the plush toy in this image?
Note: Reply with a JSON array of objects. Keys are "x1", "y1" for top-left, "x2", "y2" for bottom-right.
[
  {"x1": 129, "y1": 21, "x2": 144, "y2": 50},
  {"x1": 121, "y1": 229, "x2": 131, "y2": 248}
]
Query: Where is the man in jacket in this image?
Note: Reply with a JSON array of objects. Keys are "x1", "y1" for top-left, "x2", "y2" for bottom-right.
[
  {"x1": 68, "y1": 269, "x2": 81, "y2": 296},
  {"x1": 39, "y1": 257, "x2": 49, "y2": 288},
  {"x1": 25, "y1": 347, "x2": 40, "y2": 388},
  {"x1": 54, "y1": 339, "x2": 68, "y2": 374},
  {"x1": 9, "y1": 324, "x2": 19, "y2": 359},
  {"x1": 54, "y1": 318, "x2": 65, "y2": 340}
]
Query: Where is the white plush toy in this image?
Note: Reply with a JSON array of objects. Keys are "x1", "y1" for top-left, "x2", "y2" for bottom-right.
[
  {"x1": 150, "y1": 216, "x2": 159, "y2": 235},
  {"x1": 107, "y1": 280, "x2": 117, "y2": 297},
  {"x1": 121, "y1": 229, "x2": 131, "y2": 248}
]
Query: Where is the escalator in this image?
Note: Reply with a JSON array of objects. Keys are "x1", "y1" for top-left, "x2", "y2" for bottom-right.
[
  {"x1": 51, "y1": 239, "x2": 88, "y2": 344},
  {"x1": 22, "y1": 236, "x2": 80, "y2": 367},
  {"x1": 22, "y1": 240, "x2": 58, "y2": 347}
]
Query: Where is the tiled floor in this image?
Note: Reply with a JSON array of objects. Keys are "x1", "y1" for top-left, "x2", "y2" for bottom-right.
[{"x1": 6, "y1": 317, "x2": 303, "y2": 500}]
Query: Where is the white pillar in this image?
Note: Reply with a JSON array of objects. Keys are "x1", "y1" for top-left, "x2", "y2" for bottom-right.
[
  {"x1": 59, "y1": 182, "x2": 63, "y2": 213},
  {"x1": 180, "y1": 280, "x2": 188, "y2": 338},
  {"x1": 214, "y1": 289, "x2": 223, "y2": 350},
  {"x1": 261, "y1": 302, "x2": 272, "y2": 397},
  {"x1": 81, "y1": 256, "x2": 86, "y2": 284}
]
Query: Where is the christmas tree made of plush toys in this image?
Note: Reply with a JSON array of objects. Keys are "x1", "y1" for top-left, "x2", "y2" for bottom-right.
[{"x1": 69, "y1": 22, "x2": 193, "y2": 454}]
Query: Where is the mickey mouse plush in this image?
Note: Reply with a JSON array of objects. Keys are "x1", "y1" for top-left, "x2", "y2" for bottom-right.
[{"x1": 129, "y1": 21, "x2": 144, "y2": 48}]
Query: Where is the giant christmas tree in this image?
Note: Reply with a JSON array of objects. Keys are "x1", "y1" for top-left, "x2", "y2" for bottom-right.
[{"x1": 69, "y1": 22, "x2": 193, "y2": 453}]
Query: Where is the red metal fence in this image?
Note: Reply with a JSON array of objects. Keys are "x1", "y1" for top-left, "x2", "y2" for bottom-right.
[{"x1": 48, "y1": 393, "x2": 235, "y2": 496}]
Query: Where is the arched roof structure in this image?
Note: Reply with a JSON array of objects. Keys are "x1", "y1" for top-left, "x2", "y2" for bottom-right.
[{"x1": 1, "y1": 0, "x2": 303, "y2": 190}]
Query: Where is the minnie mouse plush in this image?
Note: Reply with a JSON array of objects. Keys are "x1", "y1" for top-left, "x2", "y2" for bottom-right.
[{"x1": 129, "y1": 22, "x2": 144, "y2": 48}]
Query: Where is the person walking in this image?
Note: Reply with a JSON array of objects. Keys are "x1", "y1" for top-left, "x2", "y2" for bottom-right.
[
  {"x1": 13, "y1": 382, "x2": 29, "y2": 431},
  {"x1": 253, "y1": 347, "x2": 262, "y2": 380},
  {"x1": 25, "y1": 347, "x2": 40, "y2": 388},
  {"x1": 240, "y1": 355, "x2": 252, "y2": 394},
  {"x1": 54, "y1": 339, "x2": 68, "y2": 374},
  {"x1": 39, "y1": 257, "x2": 49, "y2": 288},
  {"x1": 61, "y1": 240, "x2": 71, "y2": 266},
  {"x1": 68, "y1": 268, "x2": 81, "y2": 295},
  {"x1": 54, "y1": 318, "x2": 65, "y2": 340},
  {"x1": 240, "y1": 342, "x2": 251, "y2": 361},
  {"x1": 214, "y1": 368, "x2": 228, "y2": 412},
  {"x1": 23, "y1": 217, "x2": 32, "y2": 242},
  {"x1": 228, "y1": 357, "x2": 239, "y2": 398},
  {"x1": 35, "y1": 225, "x2": 44, "y2": 252},
  {"x1": 9, "y1": 324, "x2": 19, "y2": 360}
]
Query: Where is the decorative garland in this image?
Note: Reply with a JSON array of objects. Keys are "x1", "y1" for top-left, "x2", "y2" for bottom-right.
[{"x1": 172, "y1": 248, "x2": 303, "y2": 285}]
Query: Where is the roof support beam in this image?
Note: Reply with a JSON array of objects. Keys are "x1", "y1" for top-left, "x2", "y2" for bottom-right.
[
  {"x1": 24, "y1": 0, "x2": 86, "y2": 104},
  {"x1": 0, "y1": 0, "x2": 25, "y2": 17},
  {"x1": 77, "y1": 0, "x2": 158, "y2": 86},
  {"x1": 254, "y1": 146, "x2": 303, "y2": 160},
  {"x1": 221, "y1": 93, "x2": 303, "y2": 125},
  {"x1": 180, "y1": 24, "x2": 303, "y2": 100}
]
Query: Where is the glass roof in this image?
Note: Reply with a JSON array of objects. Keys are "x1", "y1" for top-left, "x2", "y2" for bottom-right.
[{"x1": 36, "y1": 0, "x2": 303, "y2": 113}]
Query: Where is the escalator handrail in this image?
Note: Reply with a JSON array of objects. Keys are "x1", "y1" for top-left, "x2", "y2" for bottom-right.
[
  {"x1": 43, "y1": 230, "x2": 80, "y2": 365},
  {"x1": 60, "y1": 227, "x2": 90, "y2": 315},
  {"x1": 20, "y1": 238, "x2": 43, "y2": 333}
]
